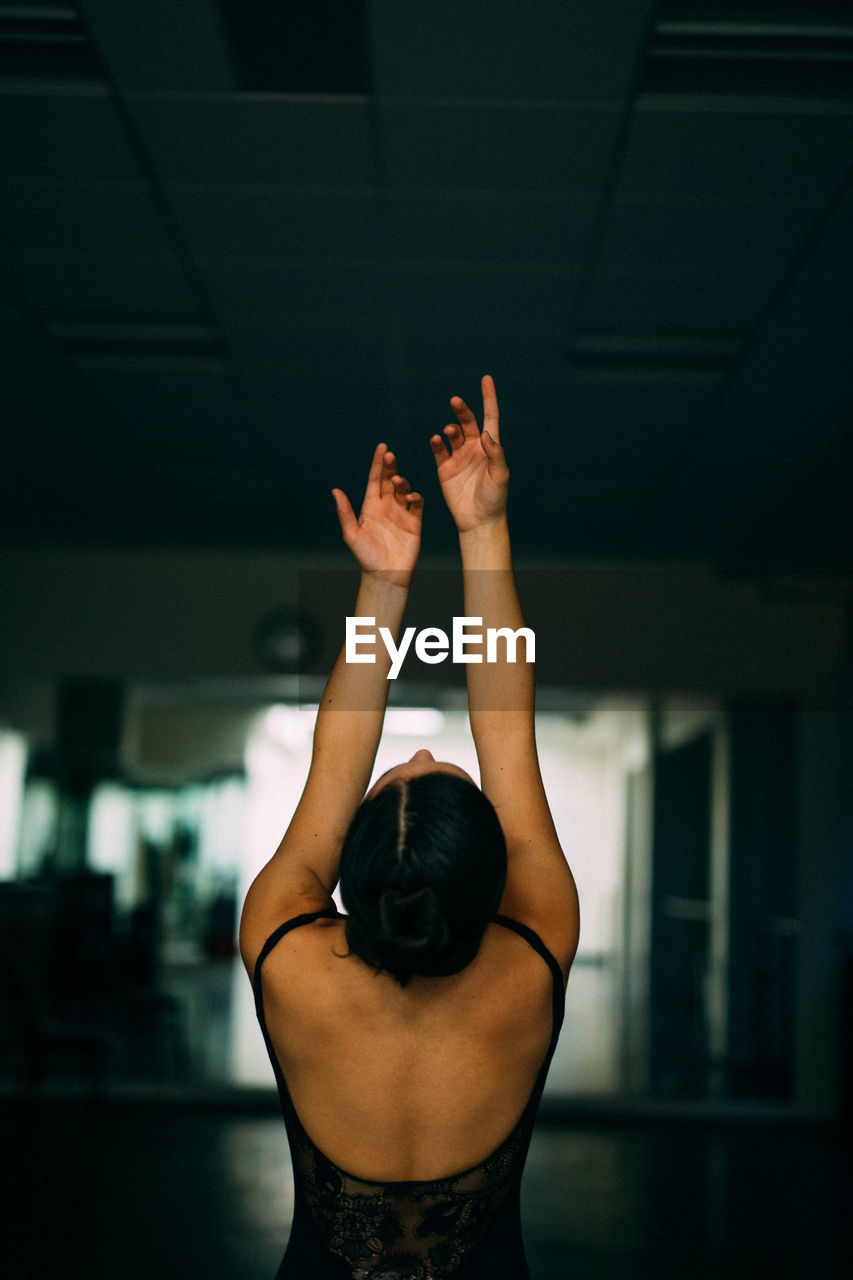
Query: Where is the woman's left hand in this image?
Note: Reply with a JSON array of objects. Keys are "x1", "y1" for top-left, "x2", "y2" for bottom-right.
[{"x1": 332, "y1": 444, "x2": 424, "y2": 588}]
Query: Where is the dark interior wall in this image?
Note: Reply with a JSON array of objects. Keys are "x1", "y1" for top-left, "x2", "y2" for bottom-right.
[
  {"x1": 2, "y1": 547, "x2": 850, "y2": 1115},
  {"x1": 726, "y1": 701, "x2": 798, "y2": 1099},
  {"x1": 650, "y1": 730, "x2": 713, "y2": 1094},
  {"x1": 0, "y1": 548, "x2": 847, "y2": 701},
  {"x1": 795, "y1": 708, "x2": 853, "y2": 1116}
]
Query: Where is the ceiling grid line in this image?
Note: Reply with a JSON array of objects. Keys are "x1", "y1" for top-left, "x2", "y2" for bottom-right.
[
  {"x1": 0, "y1": 3, "x2": 851, "y2": 566},
  {"x1": 630, "y1": 158, "x2": 853, "y2": 558},
  {"x1": 569, "y1": 0, "x2": 662, "y2": 335},
  {"x1": 78, "y1": 19, "x2": 218, "y2": 326}
]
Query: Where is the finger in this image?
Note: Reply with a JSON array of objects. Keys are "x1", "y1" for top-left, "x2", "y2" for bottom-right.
[
  {"x1": 481, "y1": 374, "x2": 500, "y2": 442},
  {"x1": 450, "y1": 395, "x2": 480, "y2": 439},
  {"x1": 380, "y1": 448, "x2": 398, "y2": 497},
  {"x1": 364, "y1": 442, "x2": 388, "y2": 503},
  {"x1": 405, "y1": 491, "x2": 424, "y2": 515},
  {"x1": 429, "y1": 433, "x2": 450, "y2": 464},
  {"x1": 391, "y1": 473, "x2": 411, "y2": 507},
  {"x1": 443, "y1": 423, "x2": 464, "y2": 453},
  {"x1": 481, "y1": 430, "x2": 510, "y2": 481},
  {"x1": 331, "y1": 488, "x2": 358, "y2": 544}
]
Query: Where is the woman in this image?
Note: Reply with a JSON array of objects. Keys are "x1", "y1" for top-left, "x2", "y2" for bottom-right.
[{"x1": 240, "y1": 376, "x2": 580, "y2": 1279}]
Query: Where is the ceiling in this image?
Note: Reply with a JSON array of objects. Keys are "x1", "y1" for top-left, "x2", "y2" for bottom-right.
[{"x1": 1, "y1": 0, "x2": 852, "y2": 569}]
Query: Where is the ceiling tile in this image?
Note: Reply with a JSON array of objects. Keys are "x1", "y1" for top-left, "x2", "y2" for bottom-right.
[
  {"x1": 81, "y1": 0, "x2": 234, "y2": 92},
  {"x1": 1, "y1": 11, "x2": 851, "y2": 565},
  {"x1": 198, "y1": 259, "x2": 387, "y2": 323},
  {"x1": 219, "y1": 319, "x2": 389, "y2": 435},
  {"x1": 390, "y1": 267, "x2": 575, "y2": 332},
  {"x1": 247, "y1": 369, "x2": 393, "y2": 442},
  {"x1": 231, "y1": 367, "x2": 395, "y2": 486},
  {"x1": 582, "y1": 266, "x2": 777, "y2": 331},
  {"x1": 390, "y1": 326, "x2": 575, "y2": 389},
  {"x1": 165, "y1": 185, "x2": 380, "y2": 258},
  {"x1": 0, "y1": 183, "x2": 181, "y2": 256},
  {"x1": 596, "y1": 198, "x2": 820, "y2": 275},
  {"x1": 618, "y1": 103, "x2": 853, "y2": 201},
  {"x1": 383, "y1": 191, "x2": 598, "y2": 266},
  {"x1": 221, "y1": 318, "x2": 387, "y2": 376},
  {"x1": 377, "y1": 103, "x2": 621, "y2": 193},
  {"x1": 0, "y1": 289, "x2": 109, "y2": 514},
  {"x1": 369, "y1": 0, "x2": 656, "y2": 102},
  {"x1": 72, "y1": 361, "x2": 256, "y2": 446},
  {"x1": 392, "y1": 367, "x2": 722, "y2": 492},
  {"x1": 0, "y1": 251, "x2": 199, "y2": 318},
  {"x1": 0, "y1": 90, "x2": 142, "y2": 182},
  {"x1": 128, "y1": 97, "x2": 376, "y2": 186},
  {"x1": 558, "y1": 376, "x2": 725, "y2": 470},
  {"x1": 641, "y1": 188, "x2": 853, "y2": 558}
]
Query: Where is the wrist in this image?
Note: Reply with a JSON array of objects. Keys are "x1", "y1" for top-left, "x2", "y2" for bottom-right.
[
  {"x1": 458, "y1": 512, "x2": 508, "y2": 535},
  {"x1": 458, "y1": 516, "x2": 511, "y2": 566},
  {"x1": 358, "y1": 568, "x2": 412, "y2": 600}
]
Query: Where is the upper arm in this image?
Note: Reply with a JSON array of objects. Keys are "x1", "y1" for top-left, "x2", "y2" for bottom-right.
[
  {"x1": 238, "y1": 763, "x2": 361, "y2": 980},
  {"x1": 238, "y1": 857, "x2": 331, "y2": 984},
  {"x1": 477, "y1": 715, "x2": 580, "y2": 977}
]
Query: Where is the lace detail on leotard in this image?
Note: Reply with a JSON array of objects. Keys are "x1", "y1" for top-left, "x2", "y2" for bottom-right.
[
  {"x1": 290, "y1": 1104, "x2": 532, "y2": 1279},
  {"x1": 252, "y1": 909, "x2": 565, "y2": 1280}
]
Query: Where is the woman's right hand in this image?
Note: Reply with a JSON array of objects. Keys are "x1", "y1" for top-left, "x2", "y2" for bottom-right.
[
  {"x1": 429, "y1": 375, "x2": 509, "y2": 532},
  {"x1": 332, "y1": 443, "x2": 423, "y2": 589}
]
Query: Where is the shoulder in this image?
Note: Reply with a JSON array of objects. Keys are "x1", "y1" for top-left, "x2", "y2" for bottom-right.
[
  {"x1": 495, "y1": 875, "x2": 579, "y2": 985},
  {"x1": 238, "y1": 881, "x2": 336, "y2": 983},
  {"x1": 488, "y1": 792, "x2": 579, "y2": 982},
  {"x1": 469, "y1": 925, "x2": 557, "y2": 1059}
]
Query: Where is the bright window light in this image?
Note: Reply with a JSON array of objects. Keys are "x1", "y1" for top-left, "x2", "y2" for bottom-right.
[
  {"x1": 16, "y1": 779, "x2": 57, "y2": 876},
  {"x1": 88, "y1": 782, "x2": 137, "y2": 909},
  {"x1": 233, "y1": 699, "x2": 649, "y2": 1097},
  {"x1": 383, "y1": 708, "x2": 446, "y2": 736},
  {"x1": 263, "y1": 704, "x2": 319, "y2": 749},
  {"x1": 0, "y1": 731, "x2": 27, "y2": 879}
]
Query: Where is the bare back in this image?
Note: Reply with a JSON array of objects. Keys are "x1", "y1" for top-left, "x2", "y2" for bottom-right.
[{"x1": 257, "y1": 915, "x2": 558, "y2": 1183}]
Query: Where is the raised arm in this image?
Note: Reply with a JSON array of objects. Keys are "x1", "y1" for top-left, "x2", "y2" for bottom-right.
[
  {"x1": 430, "y1": 377, "x2": 579, "y2": 975},
  {"x1": 239, "y1": 444, "x2": 423, "y2": 977}
]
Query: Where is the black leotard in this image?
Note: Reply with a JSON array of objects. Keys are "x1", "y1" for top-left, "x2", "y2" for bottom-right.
[{"x1": 252, "y1": 908, "x2": 565, "y2": 1279}]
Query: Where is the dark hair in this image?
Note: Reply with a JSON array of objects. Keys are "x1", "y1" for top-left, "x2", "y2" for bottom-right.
[{"x1": 339, "y1": 773, "x2": 507, "y2": 987}]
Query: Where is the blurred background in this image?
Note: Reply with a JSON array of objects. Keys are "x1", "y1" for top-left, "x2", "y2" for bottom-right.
[{"x1": 1, "y1": 2, "x2": 852, "y2": 1276}]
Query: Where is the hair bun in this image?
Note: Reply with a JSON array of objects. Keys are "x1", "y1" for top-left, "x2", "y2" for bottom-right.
[
  {"x1": 378, "y1": 886, "x2": 450, "y2": 953},
  {"x1": 339, "y1": 771, "x2": 507, "y2": 985}
]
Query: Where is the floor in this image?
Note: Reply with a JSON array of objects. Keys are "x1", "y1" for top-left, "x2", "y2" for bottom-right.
[{"x1": 3, "y1": 1097, "x2": 849, "y2": 1279}]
